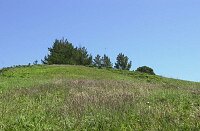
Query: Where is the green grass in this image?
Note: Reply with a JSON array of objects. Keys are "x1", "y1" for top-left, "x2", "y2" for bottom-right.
[{"x1": 0, "y1": 65, "x2": 200, "y2": 130}]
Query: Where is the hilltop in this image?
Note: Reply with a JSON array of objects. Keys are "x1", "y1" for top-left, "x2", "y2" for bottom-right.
[{"x1": 1, "y1": 65, "x2": 200, "y2": 130}]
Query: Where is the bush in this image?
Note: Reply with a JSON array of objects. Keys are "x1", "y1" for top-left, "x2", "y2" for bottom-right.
[{"x1": 136, "y1": 66, "x2": 155, "y2": 75}]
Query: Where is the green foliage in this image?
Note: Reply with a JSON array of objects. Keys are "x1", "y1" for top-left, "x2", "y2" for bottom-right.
[
  {"x1": 33, "y1": 60, "x2": 38, "y2": 65},
  {"x1": 74, "y1": 47, "x2": 93, "y2": 66},
  {"x1": 93, "y1": 54, "x2": 101, "y2": 67},
  {"x1": 0, "y1": 65, "x2": 200, "y2": 131},
  {"x1": 101, "y1": 54, "x2": 113, "y2": 68},
  {"x1": 115, "y1": 53, "x2": 132, "y2": 70},
  {"x1": 1, "y1": 66, "x2": 200, "y2": 130},
  {"x1": 136, "y1": 66, "x2": 155, "y2": 75},
  {"x1": 93, "y1": 54, "x2": 113, "y2": 68},
  {"x1": 0, "y1": 67, "x2": 10, "y2": 75},
  {"x1": 42, "y1": 38, "x2": 92, "y2": 66}
]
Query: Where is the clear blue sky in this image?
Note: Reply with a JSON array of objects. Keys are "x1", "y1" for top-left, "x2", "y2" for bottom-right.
[{"x1": 1, "y1": 0, "x2": 200, "y2": 81}]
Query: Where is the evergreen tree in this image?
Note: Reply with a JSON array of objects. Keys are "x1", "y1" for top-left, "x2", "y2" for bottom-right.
[
  {"x1": 115, "y1": 53, "x2": 132, "y2": 70},
  {"x1": 93, "y1": 54, "x2": 102, "y2": 67},
  {"x1": 41, "y1": 56, "x2": 48, "y2": 64},
  {"x1": 93, "y1": 54, "x2": 112, "y2": 68},
  {"x1": 74, "y1": 47, "x2": 92, "y2": 65},
  {"x1": 42, "y1": 38, "x2": 92, "y2": 66},
  {"x1": 44, "y1": 38, "x2": 74, "y2": 64},
  {"x1": 33, "y1": 60, "x2": 38, "y2": 65},
  {"x1": 101, "y1": 54, "x2": 112, "y2": 68}
]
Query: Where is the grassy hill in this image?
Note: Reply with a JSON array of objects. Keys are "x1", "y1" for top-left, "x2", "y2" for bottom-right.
[{"x1": 0, "y1": 65, "x2": 200, "y2": 130}]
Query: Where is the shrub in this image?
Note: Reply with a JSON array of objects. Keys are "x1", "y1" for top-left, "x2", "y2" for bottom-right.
[{"x1": 136, "y1": 66, "x2": 155, "y2": 75}]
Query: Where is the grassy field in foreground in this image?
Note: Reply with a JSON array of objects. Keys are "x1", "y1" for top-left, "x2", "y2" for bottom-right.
[{"x1": 0, "y1": 65, "x2": 200, "y2": 130}]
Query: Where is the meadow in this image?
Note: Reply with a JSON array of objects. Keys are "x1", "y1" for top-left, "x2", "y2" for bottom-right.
[{"x1": 0, "y1": 65, "x2": 200, "y2": 130}]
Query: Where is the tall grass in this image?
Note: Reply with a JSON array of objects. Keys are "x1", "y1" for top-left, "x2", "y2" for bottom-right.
[{"x1": 0, "y1": 65, "x2": 200, "y2": 130}]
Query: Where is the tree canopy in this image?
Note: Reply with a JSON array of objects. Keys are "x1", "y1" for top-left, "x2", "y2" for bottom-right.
[
  {"x1": 93, "y1": 54, "x2": 112, "y2": 68},
  {"x1": 42, "y1": 38, "x2": 92, "y2": 66},
  {"x1": 114, "y1": 53, "x2": 132, "y2": 70},
  {"x1": 42, "y1": 38, "x2": 156, "y2": 74},
  {"x1": 136, "y1": 66, "x2": 155, "y2": 75}
]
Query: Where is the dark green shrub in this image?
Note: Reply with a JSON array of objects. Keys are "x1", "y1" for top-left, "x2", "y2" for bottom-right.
[{"x1": 136, "y1": 66, "x2": 155, "y2": 75}]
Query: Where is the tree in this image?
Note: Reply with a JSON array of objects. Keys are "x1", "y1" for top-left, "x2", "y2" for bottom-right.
[
  {"x1": 93, "y1": 54, "x2": 102, "y2": 67},
  {"x1": 136, "y1": 66, "x2": 155, "y2": 75},
  {"x1": 43, "y1": 38, "x2": 74, "y2": 65},
  {"x1": 101, "y1": 54, "x2": 112, "y2": 68},
  {"x1": 74, "y1": 47, "x2": 93, "y2": 66},
  {"x1": 41, "y1": 56, "x2": 48, "y2": 64},
  {"x1": 42, "y1": 38, "x2": 92, "y2": 66},
  {"x1": 33, "y1": 60, "x2": 38, "y2": 65},
  {"x1": 93, "y1": 54, "x2": 113, "y2": 68},
  {"x1": 115, "y1": 53, "x2": 132, "y2": 70}
]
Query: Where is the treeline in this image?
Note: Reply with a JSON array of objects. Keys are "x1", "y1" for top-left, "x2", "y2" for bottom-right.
[{"x1": 42, "y1": 38, "x2": 155, "y2": 75}]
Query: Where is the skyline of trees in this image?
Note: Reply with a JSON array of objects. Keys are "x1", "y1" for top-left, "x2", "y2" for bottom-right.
[{"x1": 41, "y1": 38, "x2": 155, "y2": 74}]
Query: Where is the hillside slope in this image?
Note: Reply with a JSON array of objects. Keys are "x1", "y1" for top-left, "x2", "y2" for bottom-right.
[{"x1": 0, "y1": 65, "x2": 200, "y2": 130}]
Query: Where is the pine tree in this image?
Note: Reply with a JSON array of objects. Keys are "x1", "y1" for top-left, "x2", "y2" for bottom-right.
[
  {"x1": 93, "y1": 54, "x2": 102, "y2": 67},
  {"x1": 42, "y1": 38, "x2": 92, "y2": 66},
  {"x1": 44, "y1": 38, "x2": 75, "y2": 64},
  {"x1": 115, "y1": 53, "x2": 132, "y2": 70},
  {"x1": 101, "y1": 54, "x2": 112, "y2": 68}
]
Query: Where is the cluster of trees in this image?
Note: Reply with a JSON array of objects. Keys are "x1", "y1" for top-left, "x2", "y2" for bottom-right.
[
  {"x1": 42, "y1": 39, "x2": 92, "y2": 65},
  {"x1": 93, "y1": 54, "x2": 112, "y2": 68},
  {"x1": 42, "y1": 38, "x2": 155, "y2": 75}
]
